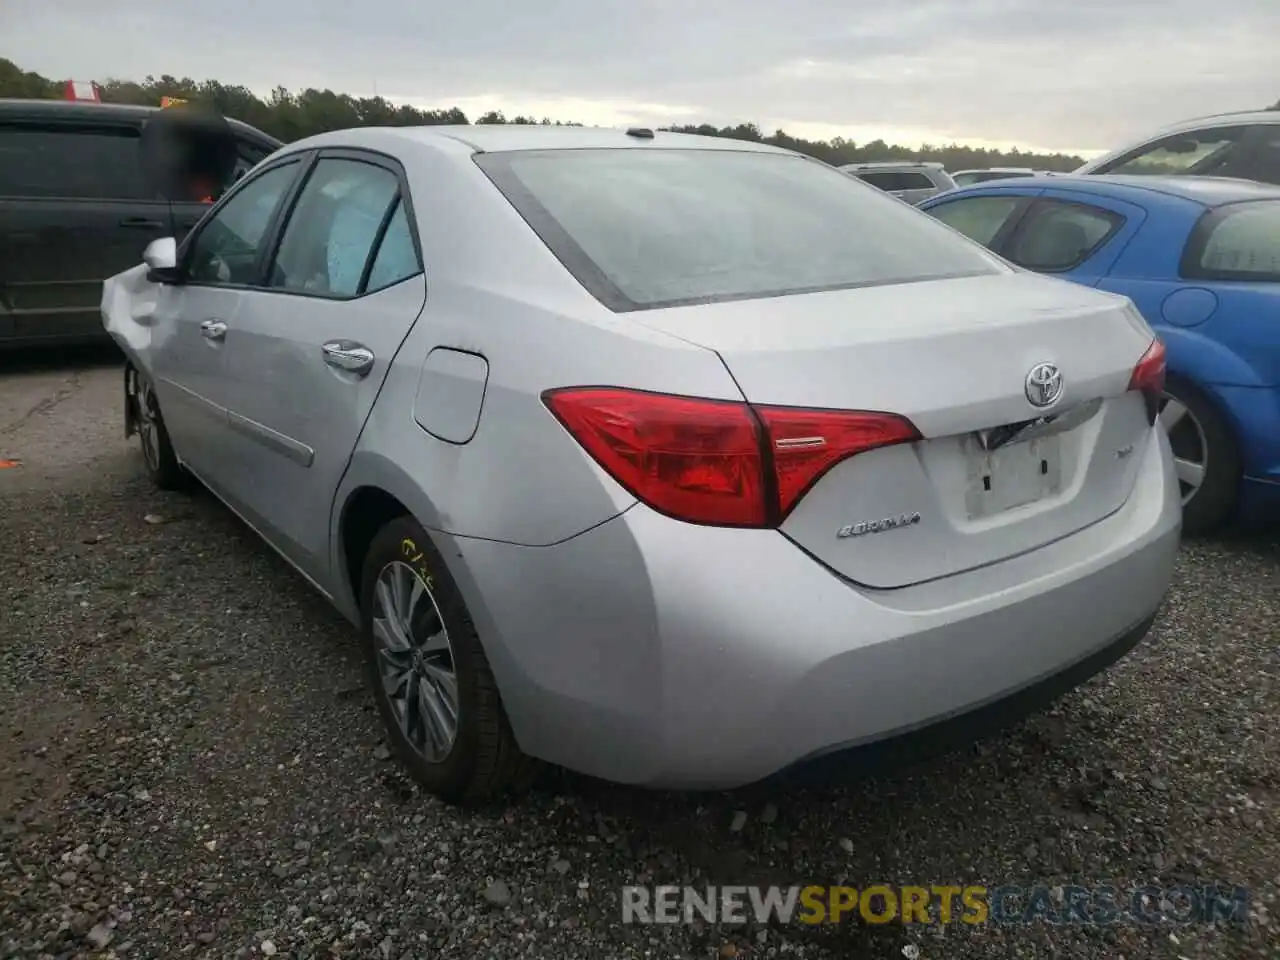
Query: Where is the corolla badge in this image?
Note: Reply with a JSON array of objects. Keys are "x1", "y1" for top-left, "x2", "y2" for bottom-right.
[
  {"x1": 837, "y1": 512, "x2": 922, "y2": 539},
  {"x1": 1025, "y1": 362, "x2": 1064, "y2": 408}
]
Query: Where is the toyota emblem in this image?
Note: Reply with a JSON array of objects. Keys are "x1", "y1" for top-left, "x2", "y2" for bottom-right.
[{"x1": 1024, "y1": 362, "x2": 1063, "y2": 408}]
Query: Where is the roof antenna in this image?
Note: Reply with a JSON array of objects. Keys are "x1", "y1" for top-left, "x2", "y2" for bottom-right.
[{"x1": 625, "y1": 127, "x2": 655, "y2": 140}]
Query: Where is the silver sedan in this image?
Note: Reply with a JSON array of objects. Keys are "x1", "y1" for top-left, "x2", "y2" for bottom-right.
[{"x1": 103, "y1": 125, "x2": 1181, "y2": 803}]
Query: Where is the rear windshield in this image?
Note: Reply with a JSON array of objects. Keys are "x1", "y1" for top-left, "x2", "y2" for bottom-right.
[
  {"x1": 1181, "y1": 200, "x2": 1280, "y2": 282},
  {"x1": 475, "y1": 148, "x2": 1003, "y2": 312}
]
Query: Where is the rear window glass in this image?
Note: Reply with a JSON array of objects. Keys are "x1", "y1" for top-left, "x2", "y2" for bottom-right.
[
  {"x1": 475, "y1": 149, "x2": 1001, "y2": 312},
  {"x1": 1181, "y1": 200, "x2": 1280, "y2": 281}
]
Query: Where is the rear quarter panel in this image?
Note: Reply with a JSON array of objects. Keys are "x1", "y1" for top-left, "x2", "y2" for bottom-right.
[
  {"x1": 1100, "y1": 200, "x2": 1278, "y2": 388},
  {"x1": 332, "y1": 137, "x2": 745, "y2": 553}
]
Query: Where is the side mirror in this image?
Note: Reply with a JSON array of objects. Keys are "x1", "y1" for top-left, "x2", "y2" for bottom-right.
[{"x1": 143, "y1": 237, "x2": 182, "y2": 284}]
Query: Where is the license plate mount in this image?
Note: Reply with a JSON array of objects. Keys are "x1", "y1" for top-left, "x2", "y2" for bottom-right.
[{"x1": 964, "y1": 434, "x2": 1063, "y2": 520}]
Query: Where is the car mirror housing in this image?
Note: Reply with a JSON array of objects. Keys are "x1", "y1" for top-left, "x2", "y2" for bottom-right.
[{"x1": 143, "y1": 237, "x2": 183, "y2": 284}]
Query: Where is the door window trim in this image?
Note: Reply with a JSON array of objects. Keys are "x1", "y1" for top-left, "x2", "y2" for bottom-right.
[
  {"x1": 177, "y1": 152, "x2": 311, "y2": 290},
  {"x1": 251, "y1": 146, "x2": 426, "y2": 302},
  {"x1": 996, "y1": 197, "x2": 1125, "y2": 273}
]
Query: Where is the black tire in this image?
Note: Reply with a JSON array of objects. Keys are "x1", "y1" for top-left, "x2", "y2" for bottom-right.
[
  {"x1": 1162, "y1": 374, "x2": 1240, "y2": 537},
  {"x1": 359, "y1": 516, "x2": 535, "y2": 804},
  {"x1": 126, "y1": 365, "x2": 188, "y2": 491}
]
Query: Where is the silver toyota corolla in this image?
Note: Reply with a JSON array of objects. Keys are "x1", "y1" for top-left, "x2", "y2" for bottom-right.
[{"x1": 102, "y1": 125, "x2": 1181, "y2": 804}]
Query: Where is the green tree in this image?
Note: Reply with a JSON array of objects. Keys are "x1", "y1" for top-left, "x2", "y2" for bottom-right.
[{"x1": 0, "y1": 56, "x2": 1087, "y2": 168}]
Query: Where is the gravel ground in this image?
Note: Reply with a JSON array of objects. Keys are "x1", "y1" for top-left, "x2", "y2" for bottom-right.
[{"x1": 2, "y1": 350, "x2": 1278, "y2": 960}]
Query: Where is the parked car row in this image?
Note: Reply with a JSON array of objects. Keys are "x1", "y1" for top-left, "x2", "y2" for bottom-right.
[
  {"x1": 915, "y1": 143, "x2": 1279, "y2": 537},
  {"x1": 835, "y1": 111, "x2": 1279, "y2": 537},
  {"x1": 104, "y1": 122, "x2": 1181, "y2": 803},
  {"x1": 1, "y1": 96, "x2": 1274, "y2": 804},
  {"x1": 843, "y1": 108, "x2": 1280, "y2": 202}
]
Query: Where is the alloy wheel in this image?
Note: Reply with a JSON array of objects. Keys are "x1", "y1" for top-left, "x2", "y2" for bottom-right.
[
  {"x1": 371, "y1": 560, "x2": 459, "y2": 762},
  {"x1": 1158, "y1": 392, "x2": 1208, "y2": 506}
]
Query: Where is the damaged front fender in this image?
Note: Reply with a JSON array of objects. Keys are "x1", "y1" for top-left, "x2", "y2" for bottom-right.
[{"x1": 101, "y1": 264, "x2": 161, "y2": 440}]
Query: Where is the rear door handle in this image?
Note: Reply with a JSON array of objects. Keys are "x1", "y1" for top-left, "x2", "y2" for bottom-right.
[
  {"x1": 321, "y1": 340, "x2": 375, "y2": 376},
  {"x1": 120, "y1": 217, "x2": 166, "y2": 229},
  {"x1": 200, "y1": 319, "x2": 227, "y2": 341}
]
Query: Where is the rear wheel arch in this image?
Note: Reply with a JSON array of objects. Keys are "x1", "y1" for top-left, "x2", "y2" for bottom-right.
[
  {"x1": 1161, "y1": 371, "x2": 1242, "y2": 535},
  {"x1": 342, "y1": 496, "x2": 536, "y2": 802},
  {"x1": 339, "y1": 485, "x2": 412, "y2": 605}
]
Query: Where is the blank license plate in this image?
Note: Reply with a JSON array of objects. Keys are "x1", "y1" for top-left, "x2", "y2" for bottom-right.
[{"x1": 965, "y1": 435, "x2": 1063, "y2": 519}]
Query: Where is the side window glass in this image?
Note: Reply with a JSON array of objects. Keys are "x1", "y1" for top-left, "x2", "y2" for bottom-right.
[
  {"x1": 929, "y1": 196, "x2": 1025, "y2": 247},
  {"x1": 227, "y1": 140, "x2": 272, "y2": 188},
  {"x1": 365, "y1": 199, "x2": 421, "y2": 293},
  {"x1": 1004, "y1": 200, "x2": 1122, "y2": 272},
  {"x1": 0, "y1": 124, "x2": 151, "y2": 200},
  {"x1": 1212, "y1": 126, "x2": 1280, "y2": 185},
  {"x1": 187, "y1": 161, "x2": 300, "y2": 285},
  {"x1": 856, "y1": 172, "x2": 894, "y2": 190},
  {"x1": 898, "y1": 172, "x2": 935, "y2": 190},
  {"x1": 268, "y1": 158, "x2": 399, "y2": 298},
  {"x1": 1101, "y1": 126, "x2": 1246, "y2": 176}
]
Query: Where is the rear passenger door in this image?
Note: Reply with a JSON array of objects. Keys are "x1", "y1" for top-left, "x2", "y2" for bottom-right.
[
  {"x1": 0, "y1": 120, "x2": 171, "y2": 344},
  {"x1": 216, "y1": 149, "x2": 427, "y2": 582}
]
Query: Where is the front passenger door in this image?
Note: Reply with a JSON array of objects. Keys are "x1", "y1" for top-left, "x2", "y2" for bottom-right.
[
  {"x1": 217, "y1": 151, "x2": 427, "y2": 583},
  {"x1": 150, "y1": 157, "x2": 304, "y2": 489}
]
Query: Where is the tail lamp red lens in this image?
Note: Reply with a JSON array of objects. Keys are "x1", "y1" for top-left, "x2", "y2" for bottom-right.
[
  {"x1": 542, "y1": 387, "x2": 920, "y2": 527},
  {"x1": 1127, "y1": 338, "x2": 1166, "y2": 423}
]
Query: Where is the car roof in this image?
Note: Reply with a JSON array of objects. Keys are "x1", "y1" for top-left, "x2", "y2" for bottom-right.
[
  {"x1": 302, "y1": 123, "x2": 798, "y2": 156},
  {"x1": 839, "y1": 160, "x2": 944, "y2": 171},
  {"x1": 0, "y1": 97, "x2": 283, "y2": 147},
  {"x1": 932, "y1": 173, "x2": 1280, "y2": 208},
  {"x1": 1140, "y1": 109, "x2": 1280, "y2": 135}
]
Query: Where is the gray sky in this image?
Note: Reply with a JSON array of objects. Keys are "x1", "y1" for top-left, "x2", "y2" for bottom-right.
[{"x1": 3, "y1": 0, "x2": 1277, "y2": 156}]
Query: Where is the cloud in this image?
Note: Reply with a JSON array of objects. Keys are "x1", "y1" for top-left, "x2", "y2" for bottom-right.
[{"x1": 2, "y1": 0, "x2": 1275, "y2": 153}]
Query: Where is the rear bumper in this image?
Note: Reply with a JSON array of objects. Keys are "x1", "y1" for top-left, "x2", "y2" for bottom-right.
[{"x1": 443, "y1": 425, "x2": 1181, "y2": 789}]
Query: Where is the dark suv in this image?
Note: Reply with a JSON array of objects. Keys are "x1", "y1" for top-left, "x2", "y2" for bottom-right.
[{"x1": 0, "y1": 98, "x2": 282, "y2": 349}]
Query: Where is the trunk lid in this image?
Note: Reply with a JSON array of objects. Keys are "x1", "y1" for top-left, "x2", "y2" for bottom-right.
[{"x1": 632, "y1": 272, "x2": 1159, "y2": 588}]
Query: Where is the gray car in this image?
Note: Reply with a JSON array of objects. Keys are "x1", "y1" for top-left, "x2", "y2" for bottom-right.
[
  {"x1": 1074, "y1": 110, "x2": 1280, "y2": 184},
  {"x1": 837, "y1": 161, "x2": 957, "y2": 204},
  {"x1": 103, "y1": 125, "x2": 1181, "y2": 804}
]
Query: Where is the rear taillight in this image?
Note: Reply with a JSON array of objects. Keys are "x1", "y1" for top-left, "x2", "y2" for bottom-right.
[
  {"x1": 754, "y1": 405, "x2": 920, "y2": 517},
  {"x1": 1127, "y1": 338, "x2": 1166, "y2": 424},
  {"x1": 542, "y1": 387, "x2": 920, "y2": 528}
]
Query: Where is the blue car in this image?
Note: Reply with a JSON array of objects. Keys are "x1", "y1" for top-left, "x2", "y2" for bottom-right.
[{"x1": 920, "y1": 175, "x2": 1280, "y2": 535}]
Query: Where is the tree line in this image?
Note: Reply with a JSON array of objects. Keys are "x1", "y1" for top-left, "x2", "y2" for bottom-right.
[{"x1": 11, "y1": 57, "x2": 1269, "y2": 172}]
